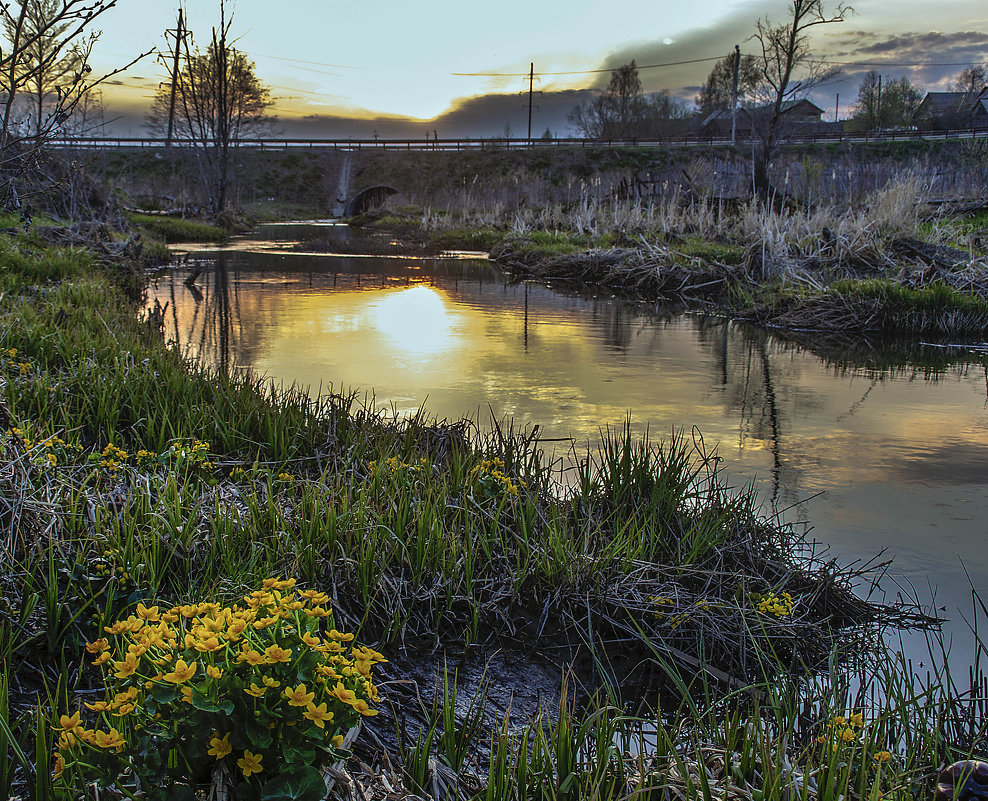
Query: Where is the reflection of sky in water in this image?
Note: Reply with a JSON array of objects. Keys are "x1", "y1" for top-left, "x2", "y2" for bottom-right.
[{"x1": 147, "y1": 250, "x2": 988, "y2": 670}]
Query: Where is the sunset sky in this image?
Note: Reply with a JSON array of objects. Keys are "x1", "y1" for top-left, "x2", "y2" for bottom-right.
[{"x1": 88, "y1": 0, "x2": 988, "y2": 137}]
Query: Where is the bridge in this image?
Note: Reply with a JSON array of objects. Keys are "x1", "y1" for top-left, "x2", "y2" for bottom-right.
[{"x1": 46, "y1": 127, "x2": 988, "y2": 152}]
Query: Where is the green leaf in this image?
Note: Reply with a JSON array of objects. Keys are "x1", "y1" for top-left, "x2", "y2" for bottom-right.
[
  {"x1": 282, "y1": 742, "x2": 316, "y2": 767},
  {"x1": 148, "y1": 784, "x2": 199, "y2": 801},
  {"x1": 149, "y1": 683, "x2": 180, "y2": 704},
  {"x1": 191, "y1": 694, "x2": 234, "y2": 714},
  {"x1": 244, "y1": 720, "x2": 274, "y2": 750},
  {"x1": 260, "y1": 767, "x2": 327, "y2": 801}
]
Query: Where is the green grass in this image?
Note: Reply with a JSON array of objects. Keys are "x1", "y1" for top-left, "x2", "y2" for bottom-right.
[
  {"x1": 678, "y1": 237, "x2": 747, "y2": 265},
  {"x1": 124, "y1": 213, "x2": 228, "y2": 243},
  {"x1": 831, "y1": 278, "x2": 988, "y2": 323}
]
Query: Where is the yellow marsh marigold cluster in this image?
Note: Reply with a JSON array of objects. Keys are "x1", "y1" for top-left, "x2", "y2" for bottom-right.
[
  {"x1": 98, "y1": 443, "x2": 128, "y2": 472},
  {"x1": 472, "y1": 457, "x2": 526, "y2": 498},
  {"x1": 0, "y1": 346, "x2": 30, "y2": 375},
  {"x1": 55, "y1": 578, "x2": 385, "y2": 794},
  {"x1": 369, "y1": 456, "x2": 430, "y2": 477},
  {"x1": 815, "y1": 713, "x2": 896, "y2": 764},
  {"x1": 4, "y1": 427, "x2": 82, "y2": 468},
  {"x1": 755, "y1": 590, "x2": 794, "y2": 617}
]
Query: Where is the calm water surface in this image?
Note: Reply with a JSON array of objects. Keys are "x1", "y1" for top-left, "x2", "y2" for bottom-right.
[{"x1": 150, "y1": 222, "x2": 988, "y2": 669}]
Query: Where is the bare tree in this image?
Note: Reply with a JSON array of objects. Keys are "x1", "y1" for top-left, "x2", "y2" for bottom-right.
[
  {"x1": 952, "y1": 63, "x2": 988, "y2": 95},
  {"x1": 2, "y1": 0, "x2": 84, "y2": 138},
  {"x1": 749, "y1": 0, "x2": 850, "y2": 199},
  {"x1": 147, "y1": 1, "x2": 272, "y2": 213},
  {"x1": 0, "y1": 0, "x2": 150, "y2": 209}
]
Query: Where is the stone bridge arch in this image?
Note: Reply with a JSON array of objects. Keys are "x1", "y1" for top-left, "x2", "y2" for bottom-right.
[{"x1": 343, "y1": 185, "x2": 399, "y2": 217}]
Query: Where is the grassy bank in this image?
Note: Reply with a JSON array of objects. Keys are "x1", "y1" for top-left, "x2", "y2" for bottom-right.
[{"x1": 0, "y1": 219, "x2": 983, "y2": 798}]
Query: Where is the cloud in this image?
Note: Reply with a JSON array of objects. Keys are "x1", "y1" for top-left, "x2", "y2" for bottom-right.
[{"x1": 836, "y1": 31, "x2": 988, "y2": 62}]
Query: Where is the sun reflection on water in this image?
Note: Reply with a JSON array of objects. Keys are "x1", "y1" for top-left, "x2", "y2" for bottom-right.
[{"x1": 368, "y1": 284, "x2": 459, "y2": 360}]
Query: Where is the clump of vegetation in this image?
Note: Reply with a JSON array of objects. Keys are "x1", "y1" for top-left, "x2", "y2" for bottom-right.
[
  {"x1": 125, "y1": 212, "x2": 228, "y2": 243},
  {"x1": 55, "y1": 578, "x2": 381, "y2": 799}
]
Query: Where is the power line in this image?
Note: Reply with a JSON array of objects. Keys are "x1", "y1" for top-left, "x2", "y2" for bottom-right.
[
  {"x1": 453, "y1": 54, "x2": 985, "y2": 79},
  {"x1": 251, "y1": 52, "x2": 362, "y2": 71},
  {"x1": 453, "y1": 55, "x2": 725, "y2": 77}
]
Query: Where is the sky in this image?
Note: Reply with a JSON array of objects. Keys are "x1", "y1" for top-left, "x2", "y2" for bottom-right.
[{"x1": 83, "y1": 0, "x2": 988, "y2": 138}]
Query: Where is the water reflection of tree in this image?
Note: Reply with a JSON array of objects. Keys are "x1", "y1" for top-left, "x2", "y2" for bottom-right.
[
  {"x1": 165, "y1": 255, "x2": 267, "y2": 373},
  {"x1": 696, "y1": 320, "x2": 811, "y2": 505}
]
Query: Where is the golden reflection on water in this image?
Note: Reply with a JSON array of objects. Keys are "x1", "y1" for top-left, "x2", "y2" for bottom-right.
[{"x1": 147, "y1": 255, "x2": 988, "y2": 668}]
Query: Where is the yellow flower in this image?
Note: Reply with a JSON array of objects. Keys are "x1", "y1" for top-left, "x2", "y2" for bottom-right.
[
  {"x1": 245, "y1": 683, "x2": 267, "y2": 698},
  {"x1": 849, "y1": 712, "x2": 864, "y2": 727},
  {"x1": 329, "y1": 681, "x2": 357, "y2": 705},
  {"x1": 236, "y1": 648, "x2": 265, "y2": 666},
  {"x1": 85, "y1": 638, "x2": 109, "y2": 654},
  {"x1": 264, "y1": 645, "x2": 292, "y2": 663},
  {"x1": 841, "y1": 728, "x2": 857, "y2": 743},
  {"x1": 163, "y1": 659, "x2": 197, "y2": 683},
  {"x1": 304, "y1": 701, "x2": 333, "y2": 728},
  {"x1": 181, "y1": 687, "x2": 195, "y2": 705},
  {"x1": 136, "y1": 603, "x2": 160, "y2": 621},
  {"x1": 206, "y1": 665, "x2": 224, "y2": 679},
  {"x1": 328, "y1": 629, "x2": 355, "y2": 642},
  {"x1": 90, "y1": 728, "x2": 126, "y2": 751},
  {"x1": 58, "y1": 731, "x2": 79, "y2": 749},
  {"x1": 194, "y1": 635, "x2": 223, "y2": 652},
  {"x1": 284, "y1": 684, "x2": 315, "y2": 707},
  {"x1": 261, "y1": 578, "x2": 295, "y2": 590},
  {"x1": 238, "y1": 750, "x2": 263, "y2": 778},
  {"x1": 874, "y1": 751, "x2": 892, "y2": 763},
  {"x1": 56, "y1": 712, "x2": 83, "y2": 734},
  {"x1": 53, "y1": 751, "x2": 66, "y2": 779},
  {"x1": 331, "y1": 734, "x2": 345, "y2": 749},
  {"x1": 350, "y1": 698, "x2": 378, "y2": 717},
  {"x1": 112, "y1": 652, "x2": 140, "y2": 679},
  {"x1": 92, "y1": 651, "x2": 113, "y2": 666},
  {"x1": 85, "y1": 700, "x2": 110, "y2": 712},
  {"x1": 208, "y1": 732, "x2": 233, "y2": 760},
  {"x1": 261, "y1": 676, "x2": 281, "y2": 688},
  {"x1": 301, "y1": 631, "x2": 321, "y2": 647}
]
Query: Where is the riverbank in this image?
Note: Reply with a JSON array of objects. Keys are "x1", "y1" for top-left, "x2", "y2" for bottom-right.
[
  {"x1": 1, "y1": 206, "x2": 983, "y2": 798},
  {"x1": 348, "y1": 178, "x2": 988, "y2": 342}
]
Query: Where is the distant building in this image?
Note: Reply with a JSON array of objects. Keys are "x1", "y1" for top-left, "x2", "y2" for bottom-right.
[
  {"x1": 698, "y1": 99, "x2": 831, "y2": 138},
  {"x1": 915, "y1": 89, "x2": 988, "y2": 129}
]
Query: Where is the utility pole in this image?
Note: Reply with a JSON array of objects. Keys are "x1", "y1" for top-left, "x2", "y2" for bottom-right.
[
  {"x1": 527, "y1": 62, "x2": 534, "y2": 142},
  {"x1": 165, "y1": 7, "x2": 184, "y2": 147},
  {"x1": 835, "y1": 93, "x2": 839, "y2": 123},
  {"x1": 730, "y1": 44, "x2": 740, "y2": 145}
]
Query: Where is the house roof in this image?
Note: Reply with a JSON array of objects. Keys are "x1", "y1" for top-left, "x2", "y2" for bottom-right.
[
  {"x1": 701, "y1": 98, "x2": 825, "y2": 128},
  {"x1": 918, "y1": 91, "x2": 972, "y2": 114}
]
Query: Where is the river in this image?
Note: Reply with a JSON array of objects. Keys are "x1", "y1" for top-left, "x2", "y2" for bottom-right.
[{"x1": 146, "y1": 220, "x2": 988, "y2": 673}]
